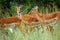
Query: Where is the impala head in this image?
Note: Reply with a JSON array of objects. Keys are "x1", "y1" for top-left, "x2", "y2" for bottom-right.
[
  {"x1": 28, "y1": 6, "x2": 39, "y2": 14},
  {"x1": 16, "y1": 5, "x2": 23, "y2": 18}
]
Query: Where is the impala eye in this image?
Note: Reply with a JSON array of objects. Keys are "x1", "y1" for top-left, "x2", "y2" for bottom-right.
[{"x1": 19, "y1": 12, "x2": 21, "y2": 13}]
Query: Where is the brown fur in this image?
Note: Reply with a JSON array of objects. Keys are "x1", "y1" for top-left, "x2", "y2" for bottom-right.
[{"x1": 0, "y1": 10, "x2": 60, "y2": 34}]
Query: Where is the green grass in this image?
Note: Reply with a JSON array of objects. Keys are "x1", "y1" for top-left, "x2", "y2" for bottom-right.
[{"x1": 0, "y1": 23, "x2": 60, "y2": 40}]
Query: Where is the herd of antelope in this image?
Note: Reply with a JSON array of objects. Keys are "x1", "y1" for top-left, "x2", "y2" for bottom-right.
[{"x1": 0, "y1": 6, "x2": 60, "y2": 35}]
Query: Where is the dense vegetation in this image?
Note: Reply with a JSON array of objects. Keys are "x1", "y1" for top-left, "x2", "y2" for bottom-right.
[{"x1": 0, "y1": 0, "x2": 60, "y2": 17}]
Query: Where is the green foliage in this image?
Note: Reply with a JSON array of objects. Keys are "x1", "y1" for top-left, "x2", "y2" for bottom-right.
[
  {"x1": 21, "y1": 4, "x2": 33, "y2": 14},
  {"x1": 6, "y1": 28, "x2": 15, "y2": 40},
  {"x1": 55, "y1": 0, "x2": 60, "y2": 8},
  {"x1": 10, "y1": 6, "x2": 17, "y2": 16},
  {"x1": 0, "y1": 0, "x2": 60, "y2": 17}
]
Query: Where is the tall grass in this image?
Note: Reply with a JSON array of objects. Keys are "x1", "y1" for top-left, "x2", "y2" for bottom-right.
[{"x1": 0, "y1": 22, "x2": 60, "y2": 40}]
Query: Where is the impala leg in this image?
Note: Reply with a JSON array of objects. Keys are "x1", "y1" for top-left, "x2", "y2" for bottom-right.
[
  {"x1": 24, "y1": 23, "x2": 33, "y2": 33},
  {"x1": 17, "y1": 22, "x2": 26, "y2": 36},
  {"x1": 46, "y1": 25, "x2": 54, "y2": 32},
  {"x1": 25, "y1": 24, "x2": 29, "y2": 33}
]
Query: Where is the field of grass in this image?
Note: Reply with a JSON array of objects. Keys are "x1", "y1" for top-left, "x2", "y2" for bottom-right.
[{"x1": 0, "y1": 22, "x2": 60, "y2": 40}]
